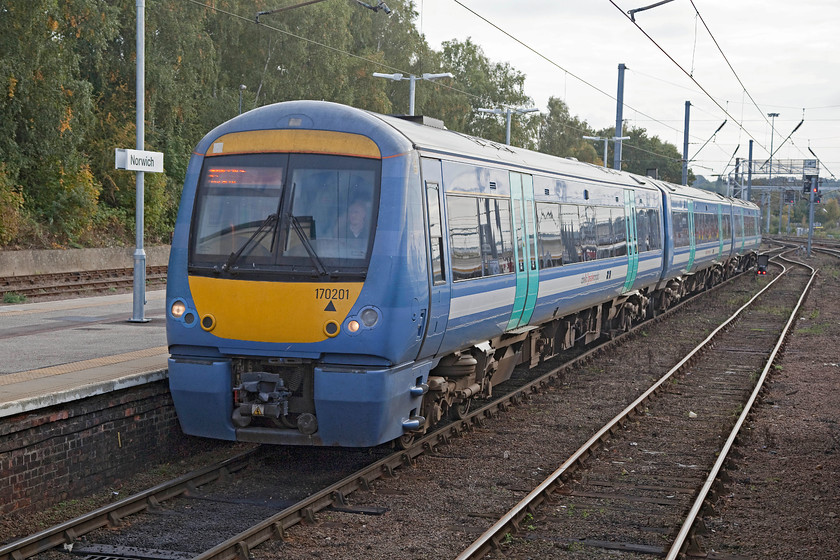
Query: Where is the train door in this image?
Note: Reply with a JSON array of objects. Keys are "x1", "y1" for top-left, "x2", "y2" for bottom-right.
[
  {"x1": 506, "y1": 172, "x2": 539, "y2": 331},
  {"x1": 717, "y1": 205, "x2": 724, "y2": 258},
  {"x1": 686, "y1": 200, "x2": 696, "y2": 272},
  {"x1": 417, "y1": 158, "x2": 450, "y2": 359},
  {"x1": 622, "y1": 189, "x2": 639, "y2": 292}
]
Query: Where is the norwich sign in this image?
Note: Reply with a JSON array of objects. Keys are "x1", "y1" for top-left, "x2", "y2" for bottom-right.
[{"x1": 115, "y1": 148, "x2": 164, "y2": 173}]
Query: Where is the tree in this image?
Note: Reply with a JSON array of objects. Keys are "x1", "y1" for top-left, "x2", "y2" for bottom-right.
[
  {"x1": 0, "y1": 0, "x2": 119, "y2": 244},
  {"x1": 538, "y1": 97, "x2": 598, "y2": 163},
  {"x1": 435, "y1": 39, "x2": 538, "y2": 147},
  {"x1": 596, "y1": 124, "x2": 692, "y2": 184}
]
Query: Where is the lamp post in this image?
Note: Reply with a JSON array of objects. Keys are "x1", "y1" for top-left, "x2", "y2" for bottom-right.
[
  {"x1": 767, "y1": 112, "x2": 779, "y2": 233},
  {"x1": 478, "y1": 107, "x2": 539, "y2": 145},
  {"x1": 372, "y1": 72, "x2": 453, "y2": 116},
  {"x1": 238, "y1": 84, "x2": 247, "y2": 115},
  {"x1": 583, "y1": 135, "x2": 631, "y2": 168}
]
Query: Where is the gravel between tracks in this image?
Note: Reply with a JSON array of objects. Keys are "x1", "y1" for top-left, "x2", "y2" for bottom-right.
[{"x1": 700, "y1": 254, "x2": 840, "y2": 558}]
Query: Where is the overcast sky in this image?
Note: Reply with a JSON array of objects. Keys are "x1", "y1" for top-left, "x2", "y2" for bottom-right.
[{"x1": 414, "y1": 0, "x2": 840, "y2": 181}]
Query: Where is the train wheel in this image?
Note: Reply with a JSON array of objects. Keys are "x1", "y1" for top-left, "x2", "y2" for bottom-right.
[
  {"x1": 395, "y1": 433, "x2": 415, "y2": 449},
  {"x1": 449, "y1": 398, "x2": 472, "y2": 420}
]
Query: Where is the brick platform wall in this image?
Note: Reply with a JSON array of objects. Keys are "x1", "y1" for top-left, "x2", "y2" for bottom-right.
[{"x1": 0, "y1": 381, "x2": 205, "y2": 516}]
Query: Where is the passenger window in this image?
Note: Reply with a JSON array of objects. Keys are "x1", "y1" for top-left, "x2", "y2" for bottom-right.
[
  {"x1": 647, "y1": 209, "x2": 662, "y2": 250},
  {"x1": 673, "y1": 211, "x2": 691, "y2": 248},
  {"x1": 447, "y1": 194, "x2": 514, "y2": 281},
  {"x1": 595, "y1": 207, "x2": 613, "y2": 260},
  {"x1": 612, "y1": 208, "x2": 627, "y2": 257},
  {"x1": 536, "y1": 202, "x2": 563, "y2": 268}
]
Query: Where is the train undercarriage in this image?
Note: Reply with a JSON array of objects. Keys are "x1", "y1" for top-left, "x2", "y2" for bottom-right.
[{"x1": 228, "y1": 254, "x2": 756, "y2": 447}]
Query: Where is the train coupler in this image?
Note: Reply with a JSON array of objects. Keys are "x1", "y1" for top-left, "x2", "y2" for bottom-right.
[{"x1": 232, "y1": 372, "x2": 292, "y2": 427}]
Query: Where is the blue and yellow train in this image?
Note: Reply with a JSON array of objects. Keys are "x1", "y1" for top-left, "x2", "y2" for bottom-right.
[{"x1": 166, "y1": 100, "x2": 760, "y2": 447}]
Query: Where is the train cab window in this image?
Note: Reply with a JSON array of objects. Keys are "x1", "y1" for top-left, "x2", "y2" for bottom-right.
[
  {"x1": 447, "y1": 195, "x2": 514, "y2": 281},
  {"x1": 191, "y1": 154, "x2": 287, "y2": 261},
  {"x1": 189, "y1": 153, "x2": 380, "y2": 278}
]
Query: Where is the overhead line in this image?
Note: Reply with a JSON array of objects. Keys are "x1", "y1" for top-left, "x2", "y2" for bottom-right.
[
  {"x1": 688, "y1": 0, "x2": 771, "y2": 130},
  {"x1": 608, "y1": 0, "x2": 768, "y2": 155},
  {"x1": 449, "y1": 0, "x2": 688, "y2": 138}
]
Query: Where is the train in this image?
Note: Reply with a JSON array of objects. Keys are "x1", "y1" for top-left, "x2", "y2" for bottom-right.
[{"x1": 166, "y1": 100, "x2": 761, "y2": 448}]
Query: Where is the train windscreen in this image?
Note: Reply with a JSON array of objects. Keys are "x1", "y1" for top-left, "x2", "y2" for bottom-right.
[{"x1": 189, "y1": 153, "x2": 380, "y2": 279}]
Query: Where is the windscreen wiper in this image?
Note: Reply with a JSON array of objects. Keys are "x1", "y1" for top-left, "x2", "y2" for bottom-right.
[
  {"x1": 289, "y1": 215, "x2": 328, "y2": 277},
  {"x1": 222, "y1": 213, "x2": 278, "y2": 272}
]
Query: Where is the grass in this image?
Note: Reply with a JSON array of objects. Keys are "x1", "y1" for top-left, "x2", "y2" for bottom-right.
[
  {"x1": 797, "y1": 323, "x2": 829, "y2": 335},
  {"x1": 3, "y1": 292, "x2": 27, "y2": 303}
]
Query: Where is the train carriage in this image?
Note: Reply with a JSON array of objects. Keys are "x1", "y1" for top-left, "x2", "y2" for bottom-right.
[{"x1": 166, "y1": 100, "x2": 759, "y2": 448}]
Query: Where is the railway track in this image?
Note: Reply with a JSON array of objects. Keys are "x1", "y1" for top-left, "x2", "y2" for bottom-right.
[
  {"x1": 0, "y1": 267, "x2": 167, "y2": 302},
  {"x1": 460, "y1": 251, "x2": 816, "y2": 558},
  {"x1": 1, "y1": 266, "x2": 767, "y2": 560}
]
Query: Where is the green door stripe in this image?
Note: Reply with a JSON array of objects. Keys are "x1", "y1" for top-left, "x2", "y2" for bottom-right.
[
  {"x1": 506, "y1": 173, "x2": 539, "y2": 331},
  {"x1": 623, "y1": 189, "x2": 639, "y2": 292},
  {"x1": 687, "y1": 200, "x2": 696, "y2": 272},
  {"x1": 520, "y1": 175, "x2": 539, "y2": 326}
]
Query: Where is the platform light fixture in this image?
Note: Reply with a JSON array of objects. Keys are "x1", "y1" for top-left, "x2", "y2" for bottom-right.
[
  {"x1": 372, "y1": 72, "x2": 453, "y2": 116},
  {"x1": 583, "y1": 135, "x2": 631, "y2": 168},
  {"x1": 478, "y1": 106, "x2": 539, "y2": 146}
]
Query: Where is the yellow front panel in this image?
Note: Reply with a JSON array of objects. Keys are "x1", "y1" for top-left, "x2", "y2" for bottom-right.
[
  {"x1": 205, "y1": 130, "x2": 381, "y2": 159},
  {"x1": 189, "y1": 276, "x2": 363, "y2": 343}
]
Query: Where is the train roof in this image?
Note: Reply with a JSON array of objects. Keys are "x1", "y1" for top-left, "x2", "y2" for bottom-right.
[
  {"x1": 203, "y1": 100, "x2": 757, "y2": 210},
  {"x1": 373, "y1": 107, "x2": 752, "y2": 209}
]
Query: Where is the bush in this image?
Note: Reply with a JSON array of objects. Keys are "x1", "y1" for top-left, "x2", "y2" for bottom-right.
[{"x1": 0, "y1": 164, "x2": 24, "y2": 246}]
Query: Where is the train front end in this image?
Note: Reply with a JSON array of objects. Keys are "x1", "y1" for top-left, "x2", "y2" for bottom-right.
[{"x1": 166, "y1": 101, "x2": 429, "y2": 447}]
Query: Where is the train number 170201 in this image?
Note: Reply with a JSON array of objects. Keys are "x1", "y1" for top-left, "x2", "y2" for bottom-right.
[{"x1": 315, "y1": 288, "x2": 351, "y2": 300}]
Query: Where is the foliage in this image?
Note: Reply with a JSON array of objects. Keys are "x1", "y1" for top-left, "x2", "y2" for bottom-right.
[
  {"x1": 539, "y1": 97, "x2": 599, "y2": 163},
  {"x1": 437, "y1": 38, "x2": 539, "y2": 147},
  {"x1": 0, "y1": 0, "x2": 695, "y2": 248},
  {"x1": 0, "y1": 164, "x2": 24, "y2": 245},
  {"x1": 595, "y1": 124, "x2": 693, "y2": 184}
]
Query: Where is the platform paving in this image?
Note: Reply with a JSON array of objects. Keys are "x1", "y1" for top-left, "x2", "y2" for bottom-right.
[{"x1": 0, "y1": 290, "x2": 169, "y2": 417}]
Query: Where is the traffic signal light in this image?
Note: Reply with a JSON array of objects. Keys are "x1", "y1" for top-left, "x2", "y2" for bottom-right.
[{"x1": 803, "y1": 174, "x2": 819, "y2": 193}]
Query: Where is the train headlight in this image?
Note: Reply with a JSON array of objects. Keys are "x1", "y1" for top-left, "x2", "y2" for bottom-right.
[
  {"x1": 360, "y1": 307, "x2": 379, "y2": 327},
  {"x1": 171, "y1": 300, "x2": 186, "y2": 318},
  {"x1": 347, "y1": 320, "x2": 360, "y2": 333}
]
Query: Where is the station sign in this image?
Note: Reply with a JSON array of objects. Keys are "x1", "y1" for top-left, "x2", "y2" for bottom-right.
[{"x1": 115, "y1": 148, "x2": 164, "y2": 173}]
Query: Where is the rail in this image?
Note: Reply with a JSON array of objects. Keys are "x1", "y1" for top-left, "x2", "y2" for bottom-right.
[{"x1": 456, "y1": 252, "x2": 814, "y2": 559}]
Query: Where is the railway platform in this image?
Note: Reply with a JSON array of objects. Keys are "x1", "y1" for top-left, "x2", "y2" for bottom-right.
[{"x1": 0, "y1": 290, "x2": 168, "y2": 418}]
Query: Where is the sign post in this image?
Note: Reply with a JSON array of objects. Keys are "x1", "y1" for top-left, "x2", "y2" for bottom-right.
[
  {"x1": 115, "y1": 145, "x2": 164, "y2": 323},
  {"x1": 111, "y1": 0, "x2": 165, "y2": 323}
]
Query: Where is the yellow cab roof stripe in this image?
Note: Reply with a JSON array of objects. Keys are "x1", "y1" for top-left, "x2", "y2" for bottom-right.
[{"x1": 205, "y1": 130, "x2": 381, "y2": 159}]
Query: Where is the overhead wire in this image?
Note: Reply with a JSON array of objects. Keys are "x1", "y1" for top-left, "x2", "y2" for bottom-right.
[
  {"x1": 449, "y1": 0, "x2": 686, "y2": 140},
  {"x1": 606, "y1": 0, "x2": 766, "y2": 156},
  {"x1": 687, "y1": 0, "x2": 772, "y2": 130}
]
